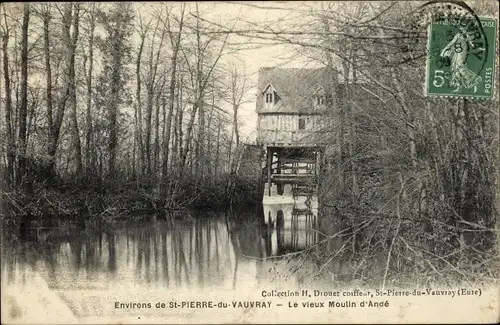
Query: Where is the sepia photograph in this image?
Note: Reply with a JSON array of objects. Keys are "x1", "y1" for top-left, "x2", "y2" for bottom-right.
[{"x1": 0, "y1": 1, "x2": 499, "y2": 324}]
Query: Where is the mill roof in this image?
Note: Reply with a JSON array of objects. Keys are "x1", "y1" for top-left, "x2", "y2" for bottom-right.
[{"x1": 256, "y1": 67, "x2": 335, "y2": 114}]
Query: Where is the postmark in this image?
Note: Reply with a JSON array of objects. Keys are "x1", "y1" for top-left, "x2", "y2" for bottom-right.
[{"x1": 420, "y1": 3, "x2": 497, "y2": 99}]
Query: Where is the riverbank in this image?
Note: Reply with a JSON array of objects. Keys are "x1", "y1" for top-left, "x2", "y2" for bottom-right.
[{"x1": 0, "y1": 173, "x2": 261, "y2": 232}]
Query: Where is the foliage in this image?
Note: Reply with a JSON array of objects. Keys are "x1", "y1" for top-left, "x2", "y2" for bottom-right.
[{"x1": 306, "y1": 1, "x2": 499, "y2": 287}]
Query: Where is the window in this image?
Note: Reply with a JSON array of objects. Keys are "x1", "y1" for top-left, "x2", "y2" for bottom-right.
[
  {"x1": 298, "y1": 118, "x2": 306, "y2": 130},
  {"x1": 317, "y1": 96, "x2": 325, "y2": 105},
  {"x1": 265, "y1": 93, "x2": 273, "y2": 103}
]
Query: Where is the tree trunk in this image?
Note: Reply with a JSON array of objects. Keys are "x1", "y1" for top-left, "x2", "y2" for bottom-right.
[
  {"x1": 173, "y1": 70, "x2": 184, "y2": 177},
  {"x1": 172, "y1": 96, "x2": 179, "y2": 176},
  {"x1": 196, "y1": 100, "x2": 205, "y2": 179},
  {"x1": 108, "y1": 21, "x2": 123, "y2": 177},
  {"x1": 227, "y1": 117, "x2": 235, "y2": 174},
  {"x1": 2, "y1": 13, "x2": 14, "y2": 183},
  {"x1": 145, "y1": 21, "x2": 166, "y2": 177},
  {"x1": 177, "y1": 78, "x2": 184, "y2": 172},
  {"x1": 145, "y1": 88, "x2": 153, "y2": 174},
  {"x1": 17, "y1": 4, "x2": 30, "y2": 186},
  {"x1": 161, "y1": 8, "x2": 183, "y2": 198},
  {"x1": 230, "y1": 104, "x2": 240, "y2": 174},
  {"x1": 26, "y1": 89, "x2": 38, "y2": 148},
  {"x1": 161, "y1": 86, "x2": 167, "y2": 171},
  {"x1": 206, "y1": 98, "x2": 215, "y2": 181},
  {"x1": 172, "y1": 76, "x2": 180, "y2": 176},
  {"x1": 345, "y1": 54, "x2": 358, "y2": 201},
  {"x1": 85, "y1": 5, "x2": 96, "y2": 174},
  {"x1": 320, "y1": 12, "x2": 343, "y2": 189},
  {"x1": 45, "y1": 7, "x2": 70, "y2": 179},
  {"x1": 64, "y1": 3, "x2": 82, "y2": 176},
  {"x1": 215, "y1": 118, "x2": 221, "y2": 177},
  {"x1": 135, "y1": 32, "x2": 146, "y2": 176},
  {"x1": 233, "y1": 105, "x2": 240, "y2": 148},
  {"x1": 180, "y1": 101, "x2": 199, "y2": 178},
  {"x1": 153, "y1": 92, "x2": 161, "y2": 176},
  {"x1": 161, "y1": 92, "x2": 174, "y2": 196}
]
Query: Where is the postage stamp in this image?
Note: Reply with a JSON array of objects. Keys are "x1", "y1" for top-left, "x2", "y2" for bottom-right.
[{"x1": 426, "y1": 16, "x2": 497, "y2": 99}]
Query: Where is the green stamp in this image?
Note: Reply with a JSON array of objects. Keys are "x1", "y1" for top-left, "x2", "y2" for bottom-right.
[{"x1": 426, "y1": 16, "x2": 497, "y2": 99}]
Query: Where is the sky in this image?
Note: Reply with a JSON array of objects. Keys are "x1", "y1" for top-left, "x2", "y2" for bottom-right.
[
  {"x1": 7, "y1": 1, "x2": 498, "y2": 144},
  {"x1": 160, "y1": 1, "x2": 325, "y2": 142},
  {"x1": 2, "y1": 2, "x2": 332, "y2": 143}
]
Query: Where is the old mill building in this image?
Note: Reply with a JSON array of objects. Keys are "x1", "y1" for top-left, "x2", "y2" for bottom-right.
[{"x1": 256, "y1": 67, "x2": 339, "y2": 237}]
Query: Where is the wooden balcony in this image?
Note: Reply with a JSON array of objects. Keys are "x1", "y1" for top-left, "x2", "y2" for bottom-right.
[{"x1": 257, "y1": 129, "x2": 327, "y2": 147}]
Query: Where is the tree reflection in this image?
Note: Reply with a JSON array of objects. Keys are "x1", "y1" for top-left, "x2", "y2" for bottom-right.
[
  {"x1": 1, "y1": 210, "x2": 319, "y2": 292},
  {"x1": 107, "y1": 232, "x2": 116, "y2": 273}
]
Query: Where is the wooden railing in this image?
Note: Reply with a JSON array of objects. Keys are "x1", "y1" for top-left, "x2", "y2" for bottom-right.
[{"x1": 257, "y1": 129, "x2": 326, "y2": 146}]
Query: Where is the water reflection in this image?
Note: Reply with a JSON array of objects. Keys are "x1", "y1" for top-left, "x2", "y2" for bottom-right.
[
  {"x1": 262, "y1": 198, "x2": 319, "y2": 256},
  {"x1": 1, "y1": 208, "x2": 320, "y2": 319}
]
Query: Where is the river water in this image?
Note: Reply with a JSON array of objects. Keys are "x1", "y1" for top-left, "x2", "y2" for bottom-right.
[{"x1": 1, "y1": 208, "x2": 329, "y2": 323}]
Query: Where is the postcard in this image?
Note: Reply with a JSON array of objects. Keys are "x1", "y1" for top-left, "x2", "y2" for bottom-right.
[{"x1": 1, "y1": 1, "x2": 498, "y2": 324}]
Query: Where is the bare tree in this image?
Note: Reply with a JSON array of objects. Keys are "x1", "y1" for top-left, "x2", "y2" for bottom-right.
[
  {"x1": 144, "y1": 12, "x2": 167, "y2": 175},
  {"x1": 1, "y1": 5, "x2": 15, "y2": 182},
  {"x1": 223, "y1": 61, "x2": 252, "y2": 174},
  {"x1": 62, "y1": 3, "x2": 82, "y2": 176},
  {"x1": 178, "y1": 3, "x2": 232, "y2": 181},
  {"x1": 98, "y1": 3, "x2": 133, "y2": 177},
  {"x1": 159, "y1": 3, "x2": 185, "y2": 199},
  {"x1": 17, "y1": 3, "x2": 29, "y2": 185},
  {"x1": 38, "y1": 4, "x2": 70, "y2": 180},
  {"x1": 134, "y1": 13, "x2": 150, "y2": 177},
  {"x1": 82, "y1": 3, "x2": 99, "y2": 174}
]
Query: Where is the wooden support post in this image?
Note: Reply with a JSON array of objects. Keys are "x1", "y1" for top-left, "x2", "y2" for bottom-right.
[
  {"x1": 276, "y1": 148, "x2": 281, "y2": 175},
  {"x1": 276, "y1": 148, "x2": 283, "y2": 195},
  {"x1": 316, "y1": 149, "x2": 320, "y2": 176},
  {"x1": 267, "y1": 147, "x2": 272, "y2": 196},
  {"x1": 315, "y1": 148, "x2": 322, "y2": 201}
]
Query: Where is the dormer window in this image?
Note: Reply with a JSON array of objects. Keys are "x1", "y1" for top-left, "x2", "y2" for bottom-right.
[
  {"x1": 262, "y1": 83, "x2": 279, "y2": 108},
  {"x1": 313, "y1": 86, "x2": 327, "y2": 108}
]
